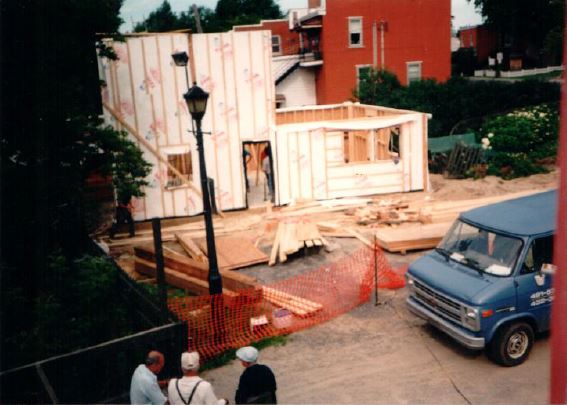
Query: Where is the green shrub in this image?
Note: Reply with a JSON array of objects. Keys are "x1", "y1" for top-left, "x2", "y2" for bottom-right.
[
  {"x1": 356, "y1": 70, "x2": 561, "y2": 137},
  {"x1": 1, "y1": 253, "x2": 136, "y2": 368},
  {"x1": 481, "y1": 104, "x2": 559, "y2": 178}
]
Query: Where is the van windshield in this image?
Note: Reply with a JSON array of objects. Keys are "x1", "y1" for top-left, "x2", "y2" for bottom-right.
[{"x1": 437, "y1": 220, "x2": 523, "y2": 276}]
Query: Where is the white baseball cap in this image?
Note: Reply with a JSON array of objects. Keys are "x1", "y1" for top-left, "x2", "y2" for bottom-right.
[
  {"x1": 236, "y1": 346, "x2": 258, "y2": 363},
  {"x1": 181, "y1": 351, "x2": 200, "y2": 371}
]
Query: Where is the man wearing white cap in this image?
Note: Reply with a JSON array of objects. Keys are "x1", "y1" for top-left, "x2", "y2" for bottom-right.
[
  {"x1": 235, "y1": 346, "x2": 277, "y2": 404},
  {"x1": 168, "y1": 351, "x2": 228, "y2": 405}
]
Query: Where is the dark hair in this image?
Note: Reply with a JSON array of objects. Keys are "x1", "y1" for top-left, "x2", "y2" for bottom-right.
[{"x1": 145, "y1": 353, "x2": 160, "y2": 366}]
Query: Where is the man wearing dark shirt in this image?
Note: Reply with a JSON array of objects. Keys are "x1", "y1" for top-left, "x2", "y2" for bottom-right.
[{"x1": 235, "y1": 346, "x2": 277, "y2": 404}]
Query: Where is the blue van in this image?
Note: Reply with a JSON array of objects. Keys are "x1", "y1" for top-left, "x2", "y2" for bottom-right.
[{"x1": 406, "y1": 190, "x2": 557, "y2": 366}]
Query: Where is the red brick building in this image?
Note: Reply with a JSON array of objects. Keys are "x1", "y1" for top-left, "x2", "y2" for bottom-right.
[
  {"x1": 235, "y1": 0, "x2": 451, "y2": 106},
  {"x1": 233, "y1": 19, "x2": 300, "y2": 57},
  {"x1": 458, "y1": 25, "x2": 498, "y2": 67}
]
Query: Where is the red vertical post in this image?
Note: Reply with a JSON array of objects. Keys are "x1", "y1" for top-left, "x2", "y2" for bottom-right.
[{"x1": 550, "y1": 11, "x2": 567, "y2": 403}]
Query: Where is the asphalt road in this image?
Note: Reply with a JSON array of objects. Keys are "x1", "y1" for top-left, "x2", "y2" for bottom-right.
[{"x1": 202, "y1": 248, "x2": 550, "y2": 405}]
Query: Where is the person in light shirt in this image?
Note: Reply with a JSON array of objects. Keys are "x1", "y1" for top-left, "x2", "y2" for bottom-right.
[
  {"x1": 168, "y1": 351, "x2": 228, "y2": 405},
  {"x1": 130, "y1": 351, "x2": 167, "y2": 405}
]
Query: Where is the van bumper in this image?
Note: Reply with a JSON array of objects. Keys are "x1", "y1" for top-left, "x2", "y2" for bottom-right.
[{"x1": 407, "y1": 297, "x2": 486, "y2": 350}]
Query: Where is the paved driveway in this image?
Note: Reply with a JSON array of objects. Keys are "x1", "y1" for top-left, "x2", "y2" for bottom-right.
[{"x1": 202, "y1": 286, "x2": 550, "y2": 404}]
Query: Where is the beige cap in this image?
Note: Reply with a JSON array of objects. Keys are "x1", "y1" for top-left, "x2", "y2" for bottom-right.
[{"x1": 181, "y1": 351, "x2": 200, "y2": 371}]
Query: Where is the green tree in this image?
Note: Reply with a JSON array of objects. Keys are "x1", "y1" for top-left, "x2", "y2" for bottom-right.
[
  {"x1": 469, "y1": 0, "x2": 564, "y2": 64},
  {"x1": 356, "y1": 70, "x2": 560, "y2": 137},
  {"x1": 1, "y1": 0, "x2": 152, "y2": 369},
  {"x1": 134, "y1": 0, "x2": 181, "y2": 32},
  {"x1": 215, "y1": 0, "x2": 282, "y2": 30},
  {"x1": 178, "y1": 6, "x2": 223, "y2": 33},
  {"x1": 135, "y1": 0, "x2": 284, "y2": 33},
  {"x1": 354, "y1": 68, "x2": 403, "y2": 106}
]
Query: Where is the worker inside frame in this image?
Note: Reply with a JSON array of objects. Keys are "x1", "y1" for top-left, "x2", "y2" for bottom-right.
[
  {"x1": 109, "y1": 189, "x2": 135, "y2": 238},
  {"x1": 261, "y1": 144, "x2": 274, "y2": 201}
]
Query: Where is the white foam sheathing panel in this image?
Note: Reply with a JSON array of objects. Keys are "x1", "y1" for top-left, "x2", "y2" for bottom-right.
[
  {"x1": 273, "y1": 114, "x2": 426, "y2": 205},
  {"x1": 192, "y1": 31, "x2": 274, "y2": 211},
  {"x1": 98, "y1": 31, "x2": 274, "y2": 220}
]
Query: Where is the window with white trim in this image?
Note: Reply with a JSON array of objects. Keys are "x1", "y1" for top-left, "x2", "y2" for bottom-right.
[
  {"x1": 167, "y1": 152, "x2": 192, "y2": 187},
  {"x1": 407, "y1": 61, "x2": 422, "y2": 84},
  {"x1": 356, "y1": 64, "x2": 372, "y2": 91},
  {"x1": 272, "y1": 35, "x2": 282, "y2": 55},
  {"x1": 348, "y1": 17, "x2": 363, "y2": 47}
]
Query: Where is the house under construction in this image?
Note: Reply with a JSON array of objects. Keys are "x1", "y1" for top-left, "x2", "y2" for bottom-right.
[{"x1": 98, "y1": 31, "x2": 429, "y2": 220}]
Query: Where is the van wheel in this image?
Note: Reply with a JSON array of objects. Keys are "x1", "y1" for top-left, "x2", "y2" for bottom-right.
[{"x1": 488, "y1": 322, "x2": 534, "y2": 366}]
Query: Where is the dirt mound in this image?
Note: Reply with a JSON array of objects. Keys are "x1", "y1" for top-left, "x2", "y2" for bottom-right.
[{"x1": 428, "y1": 170, "x2": 559, "y2": 201}]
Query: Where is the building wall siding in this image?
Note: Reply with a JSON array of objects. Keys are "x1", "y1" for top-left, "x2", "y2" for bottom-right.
[{"x1": 276, "y1": 68, "x2": 317, "y2": 107}]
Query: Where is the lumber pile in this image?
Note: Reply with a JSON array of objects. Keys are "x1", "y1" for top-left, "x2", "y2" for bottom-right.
[
  {"x1": 262, "y1": 286, "x2": 323, "y2": 317},
  {"x1": 105, "y1": 215, "x2": 263, "y2": 248},
  {"x1": 176, "y1": 233, "x2": 208, "y2": 263},
  {"x1": 269, "y1": 219, "x2": 326, "y2": 266},
  {"x1": 372, "y1": 190, "x2": 552, "y2": 253},
  {"x1": 133, "y1": 245, "x2": 259, "y2": 295},
  {"x1": 353, "y1": 199, "x2": 420, "y2": 225},
  {"x1": 133, "y1": 244, "x2": 324, "y2": 319},
  {"x1": 197, "y1": 236, "x2": 269, "y2": 270}
]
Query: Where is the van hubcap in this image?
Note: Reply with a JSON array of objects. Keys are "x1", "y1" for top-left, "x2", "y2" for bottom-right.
[{"x1": 507, "y1": 331, "x2": 529, "y2": 359}]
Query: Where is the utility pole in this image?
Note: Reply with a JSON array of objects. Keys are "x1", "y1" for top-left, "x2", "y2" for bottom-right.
[{"x1": 192, "y1": 4, "x2": 203, "y2": 33}]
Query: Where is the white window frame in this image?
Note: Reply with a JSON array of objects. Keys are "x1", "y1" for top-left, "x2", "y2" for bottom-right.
[
  {"x1": 272, "y1": 35, "x2": 282, "y2": 55},
  {"x1": 406, "y1": 61, "x2": 422, "y2": 84},
  {"x1": 356, "y1": 64, "x2": 372, "y2": 91},
  {"x1": 348, "y1": 17, "x2": 363, "y2": 48}
]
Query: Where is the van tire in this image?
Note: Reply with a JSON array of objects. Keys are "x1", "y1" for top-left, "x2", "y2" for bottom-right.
[{"x1": 488, "y1": 322, "x2": 534, "y2": 366}]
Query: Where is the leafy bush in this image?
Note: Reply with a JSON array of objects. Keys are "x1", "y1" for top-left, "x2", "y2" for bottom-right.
[
  {"x1": 1, "y1": 253, "x2": 137, "y2": 369},
  {"x1": 480, "y1": 104, "x2": 559, "y2": 178},
  {"x1": 356, "y1": 69, "x2": 561, "y2": 137}
]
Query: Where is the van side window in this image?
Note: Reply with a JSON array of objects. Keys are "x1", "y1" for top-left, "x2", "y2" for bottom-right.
[{"x1": 522, "y1": 236, "x2": 554, "y2": 273}]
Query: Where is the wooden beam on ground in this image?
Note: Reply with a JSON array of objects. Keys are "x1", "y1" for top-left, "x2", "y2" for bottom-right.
[
  {"x1": 346, "y1": 228, "x2": 373, "y2": 248},
  {"x1": 135, "y1": 257, "x2": 239, "y2": 297},
  {"x1": 262, "y1": 286, "x2": 322, "y2": 317},
  {"x1": 134, "y1": 245, "x2": 257, "y2": 291},
  {"x1": 269, "y1": 222, "x2": 284, "y2": 266},
  {"x1": 175, "y1": 233, "x2": 208, "y2": 263}
]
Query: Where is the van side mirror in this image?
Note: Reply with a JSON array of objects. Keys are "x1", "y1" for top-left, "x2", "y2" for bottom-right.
[{"x1": 541, "y1": 263, "x2": 557, "y2": 275}]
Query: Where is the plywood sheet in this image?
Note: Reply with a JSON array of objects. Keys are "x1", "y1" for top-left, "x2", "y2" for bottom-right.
[
  {"x1": 198, "y1": 236, "x2": 268, "y2": 270},
  {"x1": 375, "y1": 222, "x2": 453, "y2": 253}
]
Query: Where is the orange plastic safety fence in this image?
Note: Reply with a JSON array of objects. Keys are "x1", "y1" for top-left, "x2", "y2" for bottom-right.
[{"x1": 167, "y1": 245, "x2": 405, "y2": 359}]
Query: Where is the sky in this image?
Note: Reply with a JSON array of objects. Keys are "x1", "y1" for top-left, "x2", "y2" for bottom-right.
[{"x1": 120, "y1": 0, "x2": 483, "y2": 32}]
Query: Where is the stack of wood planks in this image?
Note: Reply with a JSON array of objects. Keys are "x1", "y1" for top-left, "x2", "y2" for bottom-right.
[
  {"x1": 134, "y1": 245, "x2": 259, "y2": 299},
  {"x1": 353, "y1": 199, "x2": 420, "y2": 225},
  {"x1": 105, "y1": 215, "x2": 263, "y2": 248},
  {"x1": 269, "y1": 219, "x2": 327, "y2": 266},
  {"x1": 262, "y1": 286, "x2": 323, "y2": 317},
  {"x1": 197, "y1": 237, "x2": 269, "y2": 270},
  {"x1": 133, "y1": 244, "x2": 324, "y2": 317},
  {"x1": 175, "y1": 233, "x2": 269, "y2": 271}
]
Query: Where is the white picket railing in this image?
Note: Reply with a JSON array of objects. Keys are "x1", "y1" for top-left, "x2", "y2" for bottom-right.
[{"x1": 474, "y1": 65, "x2": 564, "y2": 78}]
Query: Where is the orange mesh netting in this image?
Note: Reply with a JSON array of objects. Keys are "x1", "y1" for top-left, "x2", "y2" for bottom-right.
[{"x1": 167, "y1": 245, "x2": 406, "y2": 359}]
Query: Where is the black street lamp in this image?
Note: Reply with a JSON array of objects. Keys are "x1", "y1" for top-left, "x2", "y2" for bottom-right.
[{"x1": 172, "y1": 52, "x2": 223, "y2": 296}]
